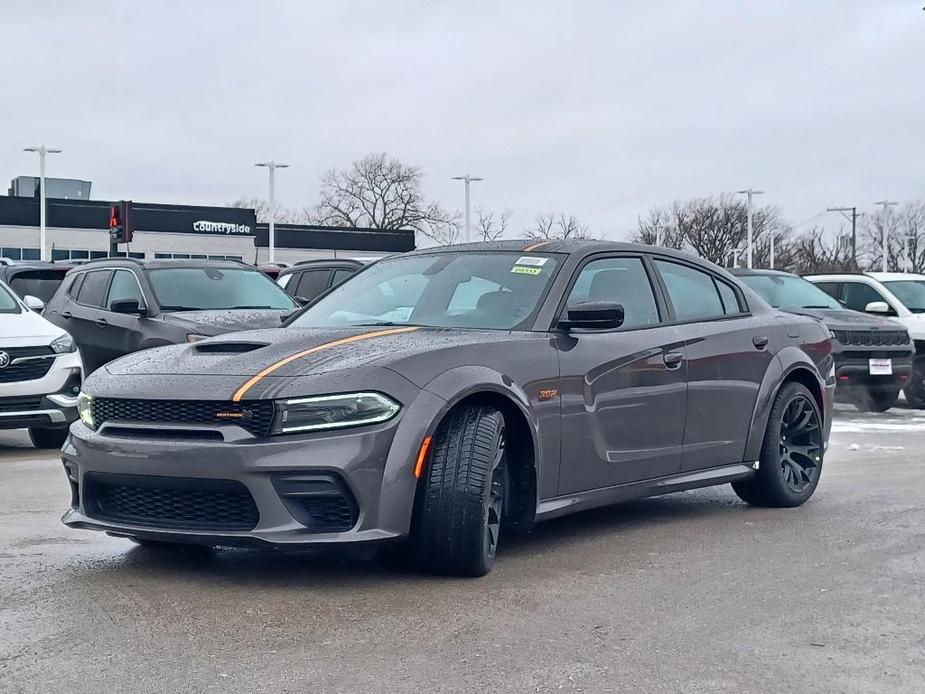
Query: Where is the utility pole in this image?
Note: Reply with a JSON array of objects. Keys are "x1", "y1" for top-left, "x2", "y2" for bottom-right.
[
  {"x1": 827, "y1": 206, "x2": 863, "y2": 269},
  {"x1": 451, "y1": 174, "x2": 483, "y2": 243},
  {"x1": 737, "y1": 188, "x2": 764, "y2": 268},
  {"x1": 24, "y1": 145, "x2": 62, "y2": 261},
  {"x1": 874, "y1": 200, "x2": 899, "y2": 273},
  {"x1": 255, "y1": 161, "x2": 289, "y2": 264}
]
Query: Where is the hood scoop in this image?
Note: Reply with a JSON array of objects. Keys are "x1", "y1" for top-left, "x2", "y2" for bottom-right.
[{"x1": 194, "y1": 341, "x2": 269, "y2": 354}]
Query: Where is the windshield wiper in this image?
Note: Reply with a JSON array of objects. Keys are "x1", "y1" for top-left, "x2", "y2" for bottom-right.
[
  {"x1": 159, "y1": 305, "x2": 203, "y2": 311},
  {"x1": 227, "y1": 305, "x2": 274, "y2": 310},
  {"x1": 350, "y1": 321, "x2": 428, "y2": 327},
  {"x1": 801, "y1": 305, "x2": 836, "y2": 309}
]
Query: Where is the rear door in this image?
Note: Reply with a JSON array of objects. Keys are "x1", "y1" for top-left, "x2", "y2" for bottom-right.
[
  {"x1": 556, "y1": 254, "x2": 687, "y2": 493},
  {"x1": 652, "y1": 259, "x2": 773, "y2": 470},
  {"x1": 66, "y1": 270, "x2": 113, "y2": 372}
]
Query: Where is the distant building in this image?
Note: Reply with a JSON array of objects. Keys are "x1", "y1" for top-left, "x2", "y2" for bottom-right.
[
  {"x1": 9, "y1": 176, "x2": 92, "y2": 200},
  {"x1": 0, "y1": 189, "x2": 414, "y2": 263}
]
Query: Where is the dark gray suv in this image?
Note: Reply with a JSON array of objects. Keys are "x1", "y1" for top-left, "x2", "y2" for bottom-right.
[
  {"x1": 63, "y1": 241, "x2": 834, "y2": 576},
  {"x1": 44, "y1": 258, "x2": 298, "y2": 373}
]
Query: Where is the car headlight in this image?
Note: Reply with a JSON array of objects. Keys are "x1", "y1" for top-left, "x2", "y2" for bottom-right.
[
  {"x1": 77, "y1": 391, "x2": 95, "y2": 429},
  {"x1": 273, "y1": 392, "x2": 400, "y2": 434},
  {"x1": 50, "y1": 333, "x2": 77, "y2": 354},
  {"x1": 186, "y1": 333, "x2": 209, "y2": 343}
]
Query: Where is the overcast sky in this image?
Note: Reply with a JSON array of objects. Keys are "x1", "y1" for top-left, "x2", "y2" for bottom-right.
[{"x1": 2, "y1": 1, "x2": 922, "y2": 241}]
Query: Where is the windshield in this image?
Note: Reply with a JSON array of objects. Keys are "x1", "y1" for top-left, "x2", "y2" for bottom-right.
[
  {"x1": 0, "y1": 281, "x2": 21, "y2": 314},
  {"x1": 739, "y1": 274, "x2": 841, "y2": 310},
  {"x1": 147, "y1": 267, "x2": 297, "y2": 311},
  {"x1": 883, "y1": 280, "x2": 925, "y2": 313},
  {"x1": 290, "y1": 251, "x2": 561, "y2": 330}
]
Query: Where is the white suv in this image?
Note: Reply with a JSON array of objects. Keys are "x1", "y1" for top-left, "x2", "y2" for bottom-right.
[
  {"x1": 0, "y1": 279, "x2": 83, "y2": 448},
  {"x1": 805, "y1": 272, "x2": 925, "y2": 407}
]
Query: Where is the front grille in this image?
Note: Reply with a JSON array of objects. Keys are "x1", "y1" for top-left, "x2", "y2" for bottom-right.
[
  {"x1": 832, "y1": 330, "x2": 910, "y2": 347},
  {"x1": 83, "y1": 473, "x2": 259, "y2": 531},
  {"x1": 0, "y1": 395, "x2": 45, "y2": 413},
  {"x1": 91, "y1": 398, "x2": 275, "y2": 437},
  {"x1": 0, "y1": 346, "x2": 55, "y2": 383},
  {"x1": 272, "y1": 474, "x2": 359, "y2": 533}
]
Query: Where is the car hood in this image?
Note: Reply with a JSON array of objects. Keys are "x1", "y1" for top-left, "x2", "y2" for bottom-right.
[
  {"x1": 160, "y1": 309, "x2": 292, "y2": 335},
  {"x1": 782, "y1": 307, "x2": 904, "y2": 331},
  {"x1": 0, "y1": 308, "x2": 65, "y2": 345},
  {"x1": 103, "y1": 326, "x2": 519, "y2": 378}
]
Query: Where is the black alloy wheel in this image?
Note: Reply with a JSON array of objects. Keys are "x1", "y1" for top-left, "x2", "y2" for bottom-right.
[
  {"x1": 732, "y1": 381, "x2": 824, "y2": 508},
  {"x1": 778, "y1": 395, "x2": 823, "y2": 494}
]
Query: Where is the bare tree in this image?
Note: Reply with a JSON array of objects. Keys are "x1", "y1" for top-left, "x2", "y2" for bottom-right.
[
  {"x1": 313, "y1": 152, "x2": 459, "y2": 244},
  {"x1": 229, "y1": 196, "x2": 307, "y2": 224},
  {"x1": 632, "y1": 195, "x2": 793, "y2": 268},
  {"x1": 474, "y1": 207, "x2": 510, "y2": 242},
  {"x1": 525, "y1": 213, "x2": 589, "y2": 240},
  {"x1": 790, "y1": 227, "x2": 854, "y2": 273},
  {"x1": 858, "y1": 201, "x2": 925, "y2": 272}
]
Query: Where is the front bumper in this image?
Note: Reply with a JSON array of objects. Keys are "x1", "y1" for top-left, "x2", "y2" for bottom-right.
[
  {"x1": 0, "y1": 351, "x2": 82, "y2": 431},
  {"x1": 60, "y1": 389, "x2": 447, "y2": 546}
]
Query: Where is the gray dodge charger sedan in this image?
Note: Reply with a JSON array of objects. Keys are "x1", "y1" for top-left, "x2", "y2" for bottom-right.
[{"x1": 62, "y1": 241, "x2": 835, "y2": 576}]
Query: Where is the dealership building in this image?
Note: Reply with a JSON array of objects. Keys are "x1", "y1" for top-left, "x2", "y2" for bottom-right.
[{"x1": 0, "y1": 177, "x2": 415, "y2": 263}]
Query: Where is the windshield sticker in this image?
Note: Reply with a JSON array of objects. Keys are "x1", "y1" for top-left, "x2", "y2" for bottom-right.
[
  {"x1": 515, "y1": 256, "x2": 548, "y2": 267},
  {"x1": 511, "y1": 266, "x2": 542, "y2": 276}
]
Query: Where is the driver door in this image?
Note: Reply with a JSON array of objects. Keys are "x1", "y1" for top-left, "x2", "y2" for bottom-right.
[{"x1": 555, "y1": 255, "x2": 687, "y2": 494}]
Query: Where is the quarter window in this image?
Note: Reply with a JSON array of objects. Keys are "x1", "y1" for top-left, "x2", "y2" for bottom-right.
[
  {"x1": 716, "y1": 280, "x2": 742, "y2": 314},
  {"x1": 566, "y1": 257, "x2": 660, "y2": 329},
  {"x1": 654, "y1": 260, "x2": 726, "y2": 321}
]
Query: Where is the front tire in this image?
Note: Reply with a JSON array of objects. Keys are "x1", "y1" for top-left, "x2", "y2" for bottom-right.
[
  {"x1": 28, "y1": 426, "x2": 69, "y2": 450},
  {"x1": 732, "y1": 382, "x2": 824, "y2": 508},
  {"x1": 409, "y1": 405, "x2": 508, "y2": 577}
]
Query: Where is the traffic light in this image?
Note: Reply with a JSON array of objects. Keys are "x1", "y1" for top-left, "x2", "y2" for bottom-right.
[{"x1": 108, "y1": 201, "x2": 133, "y2": 244}]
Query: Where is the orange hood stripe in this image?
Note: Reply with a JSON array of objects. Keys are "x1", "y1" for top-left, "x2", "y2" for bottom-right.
[
  {"x1": 231, "y1": 326, "x2": 420, "y2": 402},
  {"x1": 523, "y1": 240, "x2": 552, "y2": 252}
]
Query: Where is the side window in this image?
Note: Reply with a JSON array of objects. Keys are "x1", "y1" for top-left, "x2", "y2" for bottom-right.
[
  {"x1": 76, "y1": 270, "x2": 112, "y2": 308},
  {"x1": 842, "y1": 282, "x2": 890, "y2": 313},
  {"x1": 716, "y1": 280, "x2": 742, "y2": 315},
  {"x1": 106, "y1": 270, "x2": 145, "y2": 309},
  {"x1": 654, "y1": 260, "x2": 725, "y2": 321},
  {"x1": 566, "y1": 257, "x2": 660, "y2": 329},
  {"x1": 331, "y1": 268, "x2": 355, "y2": 288},
  {"x1": 813, "y1": 282, "x2": 842, "y2": 301},
  {"x1": 294, "y1": 270, "x2": 331, "y2": 301}
]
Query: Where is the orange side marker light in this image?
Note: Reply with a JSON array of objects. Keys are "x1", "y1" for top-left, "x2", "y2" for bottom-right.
[{"x1": 414, "y1": 436, "x2": 433, "y2": 478}]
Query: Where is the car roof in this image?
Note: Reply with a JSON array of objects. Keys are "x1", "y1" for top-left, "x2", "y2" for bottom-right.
[
  {"x1": 278, "y1": 258, "x2": 367, "y2": 277},
  {"x1": 728, "y1": 268, "x2": 797, "y2": 278},
  {"x1": 866, "y1": 272, "x2": 925, "y2": 281},
  {"x1": 70, "y1": 258, "x2": 254, "y2": 272},
  {"x1": 404, "y1": 239, "x2": 727, "y2": 269}
]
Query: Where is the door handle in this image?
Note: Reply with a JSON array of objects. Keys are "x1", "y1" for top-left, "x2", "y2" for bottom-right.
[
  {"x1": 752, "y1": 335, "x2": 769, "y2": 349},
  {"x1": 95, "y1": 318, "x2": 109, "y2": 328},
  {"x1": 663, "y1": 352, "x2": 683, "y2": 368},
  {"x1": 60, "y1": 311, "x2": 71, "y2": 319}
]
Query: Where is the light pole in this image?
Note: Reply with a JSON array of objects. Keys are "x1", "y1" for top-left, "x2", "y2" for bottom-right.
[
  {"x1": 874, "y1": 199, "x2": 899, "y2": 273},
  {"x1": 451, "y1": 174, "x2": 483, "y2": 243},
  {"x1": 737, "y1": 188, "x2": 763, "y2": 269},
  {"x1": 653, "y1": 223, "x2": 667, "y2": 247},
  {"x1": 24, "y1": 145, "x2": 62, "y2": 261},
  {"x1": 255, "y1": 161, "x2": 289, "y2": 264}
]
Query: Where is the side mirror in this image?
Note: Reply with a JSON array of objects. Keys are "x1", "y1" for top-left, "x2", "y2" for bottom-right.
[
  {"x1": 23, "y1": 295, "x2": 45, "y2": 312},
  {"x1": 559, "y1": 301, "x2": 625, "y2": 331},
  {"x1": 864, "y1": 301, "x2": 891, "y2": 315},
  {"x1": 110, "y1": 299, "x2": 147, "y2": 316}
]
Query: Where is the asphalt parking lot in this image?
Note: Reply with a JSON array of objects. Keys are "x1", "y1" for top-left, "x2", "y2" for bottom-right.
[{"x1": 1, "y1": 405, "x2": 923, "y2": 694}]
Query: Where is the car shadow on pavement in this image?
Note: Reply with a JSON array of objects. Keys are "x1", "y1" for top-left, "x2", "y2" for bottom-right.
[{"x1": 72, "y1": 487, "x2": 754, "y2": 587}]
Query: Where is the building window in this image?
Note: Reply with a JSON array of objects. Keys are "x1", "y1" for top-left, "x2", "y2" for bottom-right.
[
  {"x1": 50, "y1": 248, "x2": 144, "y2": 261},
  {"x1": 2, "y1": 247, "x2": 41, "y2": 261},
  {"x1": 153, "y1": 253, "x2": 243, "y2": 261}
]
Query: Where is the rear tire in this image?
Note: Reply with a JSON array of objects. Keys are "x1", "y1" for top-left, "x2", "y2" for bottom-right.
[
  {"x1": 732, "y1": 382, "x2": 824, "y2": 508},
  {"x1": 904, "y1": 366, "x2": 925, "y2": 409},
  {"x1": 853, "y1": 387, "x2": 900, "y2": 413},
  {"x1": 409, "y1": 405, "x2": 508, "y2": 577},
  {"x1": 28, "y1": 426, "x2": 69, "y2": 450}
]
